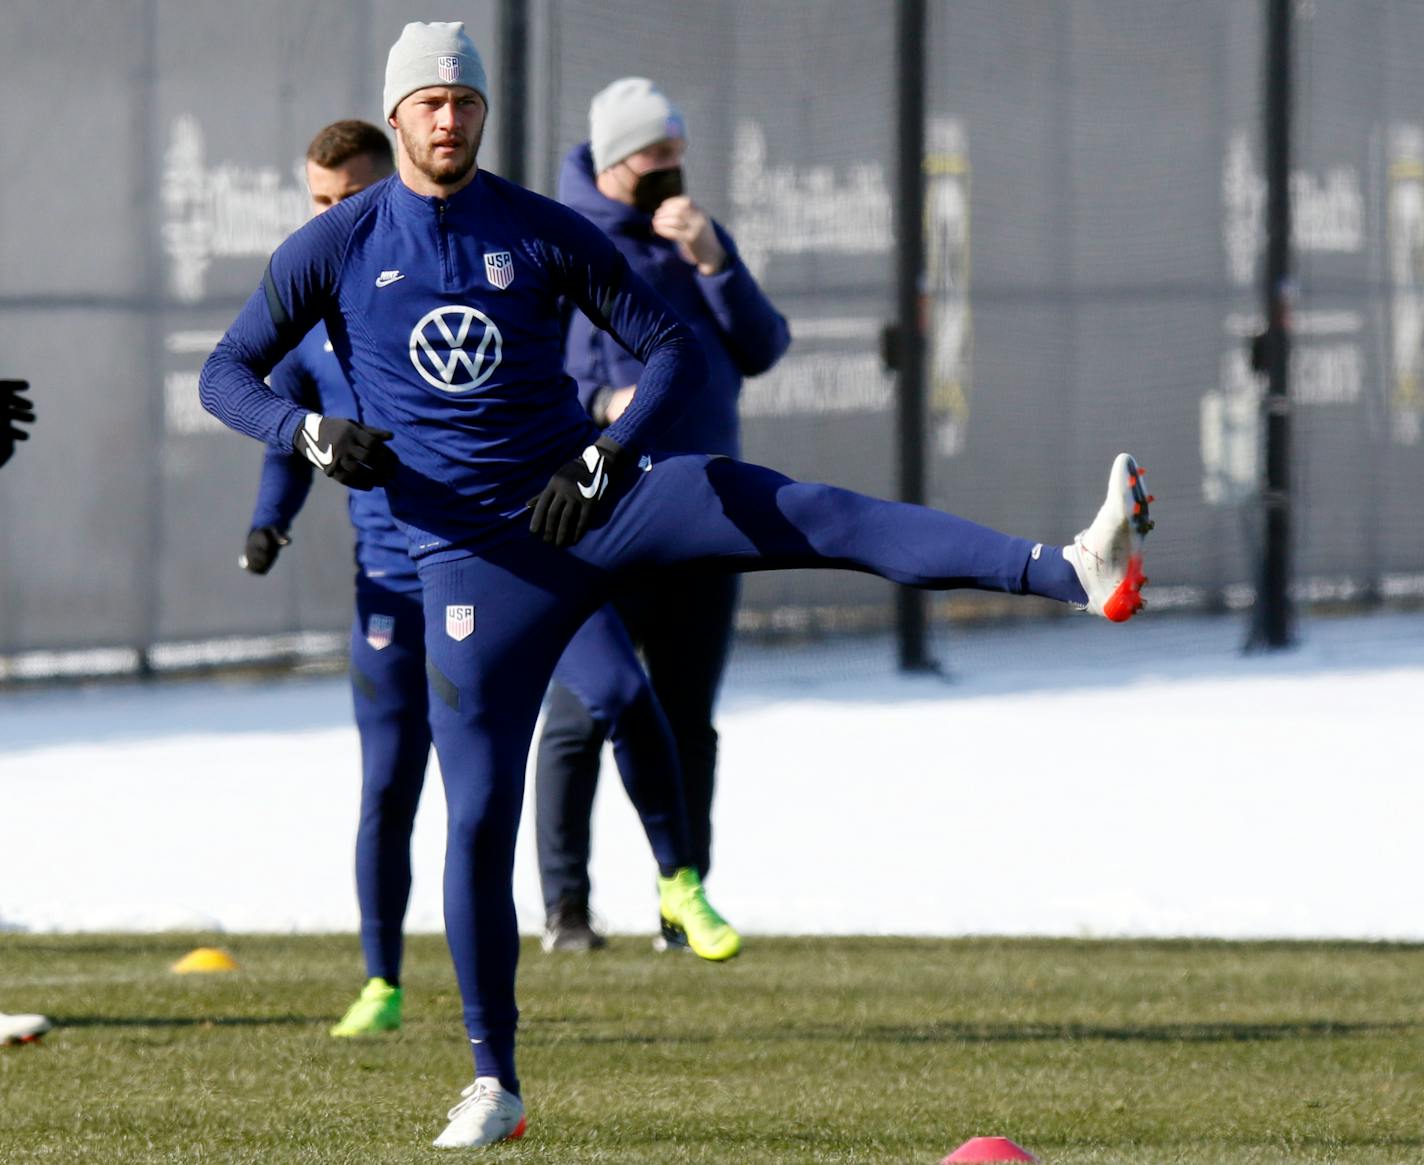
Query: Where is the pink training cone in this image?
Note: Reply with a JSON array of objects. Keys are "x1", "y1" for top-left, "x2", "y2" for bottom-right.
[{"x1": 941, "y1": 1136, "x2": 1038, "y2": 1163}]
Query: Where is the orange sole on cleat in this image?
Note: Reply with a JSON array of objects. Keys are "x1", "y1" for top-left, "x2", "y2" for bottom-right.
[
  {"x1": 1102, "y1": 555, "x2": 1148, "y2": 623},
  {"x1": 508, "y1": 1116, "x2": 528, "y2": 1141}
]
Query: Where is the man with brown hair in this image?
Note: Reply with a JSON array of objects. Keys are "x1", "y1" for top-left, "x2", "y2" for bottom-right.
[
  {"x1": 303, "y1": 119, "x2": 396, "y2": 211},
  {"x1": 238, "y1": 120, "x2": 420, "y2": 1039}
]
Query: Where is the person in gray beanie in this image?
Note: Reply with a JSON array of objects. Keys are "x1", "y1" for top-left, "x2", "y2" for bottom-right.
[
  {"x1": 383, "y1": 20, "x2": 489, "y2": 188},
  {"x1": 589, "y1": 77, "x2": 685, "y2": 178},
  {"x1": 535, "y1": 78, "x2": 792, "y2": 955}
]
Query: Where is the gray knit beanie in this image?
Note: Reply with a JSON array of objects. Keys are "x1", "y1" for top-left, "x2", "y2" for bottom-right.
[
  {"x1": 589, "y1": 78, "x2": 686, "y2": 174},
  {"x1": 384, "y1": 21, "x2": 489, "y2": 119}
]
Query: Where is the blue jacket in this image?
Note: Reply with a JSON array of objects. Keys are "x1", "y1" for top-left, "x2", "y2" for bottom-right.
[
  {"x1": 201, "y1": 170, "x2": 706, "y2": 562},
  {"x1": 558, "y1": 144, "x2": 789, "y2": 458},
  {"x1": 250, "y1": 322, "x2": 417, "y2": 587}
]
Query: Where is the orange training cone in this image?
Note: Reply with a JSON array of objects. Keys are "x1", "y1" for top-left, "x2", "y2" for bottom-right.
[
  {"x1": 942, "y1": 1136, "x2": 1038, "y2": 1163},
  {"x1": 171, "y1": 947, "x2": 239, "y2": 974}
]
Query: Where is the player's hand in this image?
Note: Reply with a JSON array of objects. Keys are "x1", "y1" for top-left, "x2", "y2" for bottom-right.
[
  {"x1": 293, "y1": 413, "x2": 398, "y2": 491},
  {"x1": 651, "y1": 196, "x2": 726, "y2": 275},
  {"x1": 527, "y1": 436, "x2": 631, "y2": 548},
  {"x1": 1, "y1": 379, "x2": 36, "y2": 469},
  {"x1": 238, "y1": 526, "x2": 291, "y2": 575}
]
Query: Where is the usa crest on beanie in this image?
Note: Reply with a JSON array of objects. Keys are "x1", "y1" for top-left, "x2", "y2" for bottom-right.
[{"x1": 384, "y1": 21, "x2": 489, "y2": 119}]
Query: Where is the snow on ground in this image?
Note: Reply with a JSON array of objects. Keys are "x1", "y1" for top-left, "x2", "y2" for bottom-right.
[{"x1": 1, "y1": 611, "x2": 1420, "y2": 940}]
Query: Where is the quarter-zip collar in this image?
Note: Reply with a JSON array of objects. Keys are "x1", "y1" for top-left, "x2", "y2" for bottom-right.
[{"x1": 389, "y1": 170, "x2": 489, "y2": 290}]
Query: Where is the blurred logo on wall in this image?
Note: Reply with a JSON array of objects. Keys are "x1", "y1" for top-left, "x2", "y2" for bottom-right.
[
  {"x1": 157, "y1": 116, "x2": 308, "y2": 439},
  {"x1": 1203, "y1": 130, "x2": 1369, "y2": 505},
  {"x1": 923, "y1": 118, "x2": 971, "y2": 459},
  {"x1": 731, "y1": 116, "x2": 970, "y2": 450},
  {"x1": 160, "y1": 115, "x2": 307, "y2": 304},
  {"x1": 1387, "y1": 124, "x2": 1424, "y2": 446}
]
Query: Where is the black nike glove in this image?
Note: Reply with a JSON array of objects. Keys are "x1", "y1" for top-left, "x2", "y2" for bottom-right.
[
  {"x1": 293, "y1": 413, "x2": 398, "y2": 491},
  {"x1": 528, "y1": 436, "x2": 632, "y2": 548},
  {"x1": 1, "y1": 379, "x2": 36, "y2": 469},
  {"x1": 238, "y1": 526, "x2": 291, "y2": 575}
]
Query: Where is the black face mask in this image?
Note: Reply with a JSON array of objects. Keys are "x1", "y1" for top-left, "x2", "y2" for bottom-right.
[{"x1": 631, "y1": 166, "x2": 684, "y2": 214}]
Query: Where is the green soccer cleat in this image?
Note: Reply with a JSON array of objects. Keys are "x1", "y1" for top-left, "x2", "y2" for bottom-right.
[
  {"x1": 329, "y1": 978, "x2": 402, "y2": 1038},
  {"x1": 656, "y1": 867, "x2": 742, "y2": 962}
]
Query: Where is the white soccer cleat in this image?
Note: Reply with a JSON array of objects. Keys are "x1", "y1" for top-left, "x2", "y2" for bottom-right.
[
  {"x1": 1063, "y1": 452, "x2": 1153, "y2": 623},
  {"x1": 432, "y1": 1077, "x2": 528, "y2": 1149},
  {"x1": 0, "y1": 1012, "x2": 52, "y2": 1045}
]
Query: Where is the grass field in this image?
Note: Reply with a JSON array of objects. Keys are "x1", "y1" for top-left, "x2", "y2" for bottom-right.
[{"x1": 2, "y1": 934, "x2": 1422, "y2": 1164}]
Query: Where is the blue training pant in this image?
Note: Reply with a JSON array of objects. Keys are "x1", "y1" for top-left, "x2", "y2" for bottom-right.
[
  {"x1": 348, "y1": 578, "x2": 431, "y2": 984},
  {"x1": 346, "y1": 578, "x2": 693, "y2": 983},
  {"x1": 416, "y1": 454, "x2": 1075, "y2": 1055}
]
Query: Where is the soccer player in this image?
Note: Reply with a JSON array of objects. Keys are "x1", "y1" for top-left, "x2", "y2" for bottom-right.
[
  {"x1": 240, "y1": 120, "x2": 420, "y2": 1037},
  {"x1": 200, "y1": 22, "x2": 1152, "y2": 1148},
  {"x1": 1, "y1": 377, "x2": 47, "y2": 1046},
  {"x1": 245, "y1": 121, "x2": 740, "y2": 1030}
]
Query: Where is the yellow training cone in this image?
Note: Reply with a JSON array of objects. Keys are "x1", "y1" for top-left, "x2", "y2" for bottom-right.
[{"x1": 171, "y1": 947, "x2": 239, "y2": 974}]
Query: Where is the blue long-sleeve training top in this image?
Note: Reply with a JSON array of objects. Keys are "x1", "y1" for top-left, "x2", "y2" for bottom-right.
[
  {"x1": 558, "y1": 143, "x2": 791, "y2": 459},
  {"x1": 201, "y1": 170, "x2": 708, "y2": 562},
  {"x1": 250, "y1": 322, "x2": 417, "y2": 586}
]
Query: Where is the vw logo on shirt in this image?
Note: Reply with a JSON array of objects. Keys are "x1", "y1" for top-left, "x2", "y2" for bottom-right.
[{"x1": 408, "y1": 305, "x2": 503, "y2": 392}]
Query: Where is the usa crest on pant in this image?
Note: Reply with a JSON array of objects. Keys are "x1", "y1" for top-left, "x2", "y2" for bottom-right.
[
  {"x1": 366, "y1": 613, "x2": 395, "y2": 651},
  {"x1": 446, "y1": 604, "x2": 476, "y2": 641}
]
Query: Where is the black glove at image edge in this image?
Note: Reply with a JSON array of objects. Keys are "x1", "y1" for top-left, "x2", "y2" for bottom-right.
[{"x1": 0, "y1": 378, "x2": 35, "y2": 469}]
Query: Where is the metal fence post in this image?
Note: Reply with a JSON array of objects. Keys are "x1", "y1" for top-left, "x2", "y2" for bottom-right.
[
  {"x1": 1254, "y1": 0, "x2": 1294, "y2": 649},
  {"x1": 894, "y1": 0, "x2": 932, "y2": 671},
  {"x1": 499, "y1": 0, "x2": 529, "y2": 187}
]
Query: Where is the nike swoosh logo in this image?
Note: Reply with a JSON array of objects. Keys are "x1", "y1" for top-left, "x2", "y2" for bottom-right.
[
  {"x1": 578, "y1": 458, "x2": 606, "y2": 501},
  {"x1": 375, "y1": 271, "x2": 405, "y2": 287},
  {"x1": 302, "y1": 430, "x2": 334, "y2": 467}
]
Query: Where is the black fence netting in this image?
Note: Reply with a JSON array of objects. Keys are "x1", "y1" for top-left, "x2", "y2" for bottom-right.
[
  {"x1": 917, "y1": 1, "x2": 1257, "y2": 623},
  {"x1": 1, "y1": 0, "x2": 1421, "y2": 676}
]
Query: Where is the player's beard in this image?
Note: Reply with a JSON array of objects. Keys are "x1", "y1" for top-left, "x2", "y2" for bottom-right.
[{"x1": 401, "y1": 121, "x2": 483, "y2": 187}]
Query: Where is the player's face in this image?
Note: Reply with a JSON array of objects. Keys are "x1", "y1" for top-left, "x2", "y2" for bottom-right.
[
  {"x1": 392, "y1": 87, "x2": 486, "y2": 187},
  {"x1": 306, "y1": 154, "x2": 386, "y2": 215}
]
